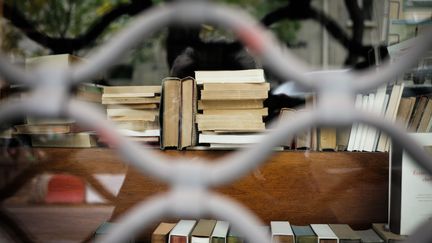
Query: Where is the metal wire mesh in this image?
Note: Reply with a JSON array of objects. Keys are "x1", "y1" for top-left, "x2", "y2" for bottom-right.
[{"x1": 0, "y1": 1, "x2": 431, "y2": 242}]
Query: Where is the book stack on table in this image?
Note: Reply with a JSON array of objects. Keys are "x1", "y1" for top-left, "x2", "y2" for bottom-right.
[
  {"x1": 102, "y1": 85, "x2": 161, "y2": 145},
  {"x1": 194, "y1": 69, "x2": 269, "y2": 149},
  {"x1": 15, "y1": 54, "x2": 103, "y2": 148}
]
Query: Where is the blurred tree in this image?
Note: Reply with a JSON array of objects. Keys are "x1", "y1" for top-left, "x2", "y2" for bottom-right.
[{"x1": 0, "y1": 0, "x2": 385, "y2": 68}]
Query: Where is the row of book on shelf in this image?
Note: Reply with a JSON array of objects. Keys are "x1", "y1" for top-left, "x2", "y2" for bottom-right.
[
  {"x1": 3, "y1": 54, "x2": 432, "y2": 151},
  {"x1": 95, "y1": 219, "x2": 407, "y2": 243}
]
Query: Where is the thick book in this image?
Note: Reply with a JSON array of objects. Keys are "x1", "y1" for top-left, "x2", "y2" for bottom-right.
[
  {"x1": 203, "y1": 108, "x2": 268, "y2": 117},
  {"x1": 395, "y1": 97, "x2": 416, "y2": 129},
  {"x1": 195, "y1": 69, "x2": 265, "y2": 84},
  {"x1": 377, "y1": 84, "x2": 404, "y2": 152},
  {"x1": 328, "y1": 224, "x2": 361, "y2": 243},
  {"x1": 278, "y1": 108, "x2": 296, "y2": 149},
  {"x1": 191, "y1": 219, "x2": 217, "y2": 243},
  {"x1": 291, "y1": 225, "x2": 317, "y2": 243},
  {"x1": 101, "y1": 96, "x2": 160, "y2": 105},
  {"x1": 355, "y1": 229, "x2": 384, "y2": 243},
  {"x1": 364, "y1": 86, "x2": 387, "y2": 152},
  {"x1": 210, "y1": 221, "x2": 229, "y2": 243},
  {"x1": 202, "y1": 83, "x2": 270, "y2": 91},
  {"x1": 407, "y1": 96, "x2": 428, "y2": 132},
  {"x1": 152, "y1": 222, "x2": 177, "y2": 243},
  {"x1": 389, "y1": 133, "x2": 432, "y2": 235},
  {"x1": 160, "y1": 77, "x2": 197, "y2": 149},
  {"x1": 169, "y1": 220, "x2": 197, "y2": 243},
  {"x1": 200, "y1": 90, "x2": 268, "y2": 100},
  {"x1": 198, "y1": 100, "x2": 264, "y2": 110},
  {"x1": 319, "y1": 127, "x2": 337, "y2": 151},
  {"x1": 372, "y1": 224, "x2": 406, "y2": 243},
  {"x1": 310, "y1": 224, "x2": 338, "y2": 243},
  {"x1": 416, "y1": 98, "x2": 432, "y2": 132},
  {"x1": 160, "y1": 77, "x2": 181, "y2": 149},
  {"x1": 180, "y1": 77, "x2": 198, "y2": 149},
  {"x1": 270, "y1": 221, "x2": 294, "y2": 243},
  {"x1": 103, "y1": 85, "x2": 161, "y2": 95}
]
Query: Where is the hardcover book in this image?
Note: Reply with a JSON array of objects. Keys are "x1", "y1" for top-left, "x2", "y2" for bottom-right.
[{"x1": 160, "y1": 77, "x2": 197, "y2": 149}]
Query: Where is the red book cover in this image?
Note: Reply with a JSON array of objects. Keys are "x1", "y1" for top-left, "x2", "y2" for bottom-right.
[{"x1": 45, "y1": 174, "x2": 85, "y2": 203}]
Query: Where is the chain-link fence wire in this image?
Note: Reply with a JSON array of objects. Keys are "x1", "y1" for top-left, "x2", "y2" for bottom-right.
[{"x1": 0, "y1": 1, "x2": 431, "y2": 242}]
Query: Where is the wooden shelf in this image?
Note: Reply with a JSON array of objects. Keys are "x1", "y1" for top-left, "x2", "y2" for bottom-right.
[{"x1": 1, "y1": 148, "x2": 389, "y2": 241}]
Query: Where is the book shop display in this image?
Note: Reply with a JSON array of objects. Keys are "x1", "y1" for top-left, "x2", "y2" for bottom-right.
[{"x1": 0, "y1": 0, "x2": 431, "y2": 242}]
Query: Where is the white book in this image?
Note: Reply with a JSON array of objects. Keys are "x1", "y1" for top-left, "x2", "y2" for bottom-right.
[
  {"x1": 195, "y1": 69, "x2": 265, "y2": 84},
  {"x1": 364, "y1": 86, "x2": 387, "y2": 152},
  {"x1": 347, "y1": 94, "x2": 363, "y2": 151},
  {"x1": 377, "y1": 84, "x2": 404, "y2": 152},
  {"x1": 270, "y1": 221, "x2": 294, "y2": 243},
  {"x1": 211, "y1": 221, "x2": 229, "y2": 243},
  {"x1": 360, "y1": 94, "x2": 375, "y2": 151},
  {"x1": 389, "y1": 133, "x2": 432, "y2": 235},
  {"x1": 199, "y1": 133, "x2": 265, "y2": 144},
  {"x1": 169, "y1": 220, "x2": 197, "y2": 243},
  {"x1": 354, "y1": 95, "x2": 369, "y2": 151},
  {"x1": 118, "y1": 129, "x2": 160, "y2": 137},
  {"x1": 373, "y1": 94, "x2": 390, "y2": 151},
  {"x1": 310, "y1": 224, "x2": 339, "y2": 243},
  {"x1": 384, "y1": 84, "x2": 405, "y2": 151}
]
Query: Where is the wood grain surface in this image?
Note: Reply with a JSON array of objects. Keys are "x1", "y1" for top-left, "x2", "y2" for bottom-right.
[{"x1": 1, "y1": 148, "x2": 389, "y2": 241}]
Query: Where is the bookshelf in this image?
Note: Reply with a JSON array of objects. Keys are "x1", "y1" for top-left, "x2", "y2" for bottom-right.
[{"x1": 1, "y1": 148, "x2": 389, "y2": 242}]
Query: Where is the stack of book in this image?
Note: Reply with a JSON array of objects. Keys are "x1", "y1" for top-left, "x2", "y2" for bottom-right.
[
  {"x1": 15, "y1": 54, "x2": 101, "y2": 148},
  {"x1": 102, "y1": 85, "x2": 161, "y2": 144},
  {"x1": 194, "y1": 69, "x2": 269, "y2": 149}
]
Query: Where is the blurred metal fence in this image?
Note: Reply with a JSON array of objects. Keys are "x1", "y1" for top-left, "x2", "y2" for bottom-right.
[{"x1": 0, "y1": 1, "x2": 431, "y2": 242}]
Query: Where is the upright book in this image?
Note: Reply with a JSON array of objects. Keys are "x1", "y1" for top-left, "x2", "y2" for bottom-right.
[
  {"x1": 191, "y1": 219, "x2": 217, "y2": 243},
  {"x1": 152, "y1": 222, "x2": 177, "y2": 243},
  {"x1": 328, "y1": 224, "x2": 360, "y2": 243},
  {"x1": 210, "y1": 221, "x2": 229, "y2": 243},
  {"x1": 270, "y1": 221, "x2": 294, "y2": 243},
  {"x1": 291, "y1": 225, "x2": 317, "y2": 243},
  {"x1": 160, "y1": 77, "x2": 197, "y2": 149},
  {"x1": 310, "y1": 224, "x2": 339, "y2": 243},
  {"x1": 169, "y1": 220, "x2": 197, "y2": 243},
  {"x1": 389, "y1": 133, "x2": 432, "y2": 235},
  {"x1": 226, "y1": 228, "x2": 244, "y2": 243}
]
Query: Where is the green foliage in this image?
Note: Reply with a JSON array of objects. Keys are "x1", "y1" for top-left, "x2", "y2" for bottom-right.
[
  {"x1": 1, "y1": 0, "x2": 300, "y2": 60},
  {"x1": 218, "y1": 0, "x2": 301, "y2": 45}
]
